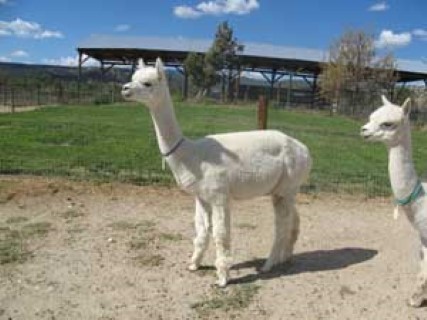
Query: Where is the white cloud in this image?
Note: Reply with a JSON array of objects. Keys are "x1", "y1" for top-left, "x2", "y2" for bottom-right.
[
  {"x1": 42, "y1": 55, "x2": 98, "y2": 67},
  {"x1": 0, "y1": 18, "x2": 63, "y2": 39},
  {"x1": 174, "y1": 6, "x2": 202, "y2": 19},
  {"x1": 0, "y1": 56, "x2": 11, "y2": 62},
  {"x1": 115, "y1": 24, "x2": 130, "y2": 32},
  {"x1": 10, "y1": 50, "x2": 28, "y2": 57},
  {"x1": 174, "y1": 0, "x2": 259, "y2": 19},
  {"x1": 375, "y1": 30, "x2": 411, "y2": 49},
  {"x1": 368, "y1": 1, "x2": 389, "y2": 12},
  {"x1": 413, "y1": 28, "x2": 427, "y2": 40}
]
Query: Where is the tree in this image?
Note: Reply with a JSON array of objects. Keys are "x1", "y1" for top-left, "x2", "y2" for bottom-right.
[
  {"x1": 184, "y1": 21, "x2": 243, "y2": 101},
  {"x1": 184, "y1": 52, "x2": 216, "y2": 99},
  {"x1": 319, "y1": 30, "x2": 397, "y2": 115}
]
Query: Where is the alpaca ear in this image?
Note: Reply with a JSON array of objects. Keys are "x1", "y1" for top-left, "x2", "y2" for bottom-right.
[
  {"x1": 137, "y1": 58, "x2": 145, "y2": 69},
  {"x1": 381, "y1": 95, "x2": 391, "y2": 105},
  {"x1": 155, "y1": 57, "x2": 165, "y2": 80},
  {"x1": 401, "y1": 97, "x2": 411, "y2": 116}
]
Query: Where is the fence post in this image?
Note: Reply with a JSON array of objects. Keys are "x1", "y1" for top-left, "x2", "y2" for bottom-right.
[{"x1": 257, "y1": 95, "x2": 268, "y2": 130}]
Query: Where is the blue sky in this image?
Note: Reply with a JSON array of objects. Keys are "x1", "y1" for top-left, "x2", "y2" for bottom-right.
[{"x1": 0, "y1": 0, "x2": 426, "y2": 67}]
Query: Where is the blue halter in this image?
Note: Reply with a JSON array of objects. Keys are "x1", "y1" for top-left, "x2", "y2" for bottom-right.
[{"x1": 395, "y1": 180, "x2": 425, "y2": 206}]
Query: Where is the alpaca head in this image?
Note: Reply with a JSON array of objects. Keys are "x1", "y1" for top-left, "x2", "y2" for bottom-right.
[
  {"x1": 121, "y1": 57, "x2": 167, "y2": 107},
  {"x1": 361, "y1": 95, "x2": 411, "y2": 146}
]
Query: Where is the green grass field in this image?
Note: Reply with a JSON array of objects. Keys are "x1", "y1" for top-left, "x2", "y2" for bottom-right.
[{"x1": 1, "y1": 102, "x2": 426, "y2": 196}]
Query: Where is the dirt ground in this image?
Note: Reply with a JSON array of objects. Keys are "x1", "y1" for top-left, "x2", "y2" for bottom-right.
[{"x1": 0, "y1": 176, "x2": 426, "y2": 320}]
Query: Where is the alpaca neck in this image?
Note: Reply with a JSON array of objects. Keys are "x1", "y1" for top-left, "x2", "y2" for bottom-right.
[
  {"x1": 387, "y1": 125, "x2": 418, "y2": 200},
  {"x1": 149, "y1": 86, "x2": 184, "y2": 157}
]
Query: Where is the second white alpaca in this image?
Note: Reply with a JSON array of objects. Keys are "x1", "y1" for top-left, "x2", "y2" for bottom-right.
[
  {"x1": 122, "y1": 58, "x2": 312, "y2": 287},
  {"x1": 361, "y1": 95, "x2": 427, "y2": 307}
]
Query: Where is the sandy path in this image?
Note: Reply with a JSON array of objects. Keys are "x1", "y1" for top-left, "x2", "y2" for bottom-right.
[{"x1": 0, "y1": 176, "x2": 425, "y2": 319}]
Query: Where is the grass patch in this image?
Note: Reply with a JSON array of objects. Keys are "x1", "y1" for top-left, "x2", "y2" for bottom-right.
[
  {"x1": 108, "y1": 220, "x2": 155, "y2": 232},
  {"x1": 0, "y1": 228, "x2": 26, "y2": 264},
  {"x1": 191, "y1": 284, "x2": 260, "y2": 316},
  {"x1": 0, "y1": 221, "x2": 52, "y2": 265},
  {"x1": 159, "y1": 232, "x2": 184, "y2": 242},
  {"x1": 1, "y1": 102, "x2": 426, "y2": 195},
  {"x1": 6, "y1": 216, "x2": 29, "y2": 224},
  {"x1": 21, "y1": 222, "x2": 52, "y2": 238},
  {"x1": 235, "y1": 223, "x2": 256, "y2": 230},
  {"x1": 128, "y1": 234, "x2": 154, "y2": 250},
  {"x1": 57, "y1": 208, "x2": 85, "y2": 220},
  {"x1": 132, "y1": 253, "x2": 164, "y2": 267}
]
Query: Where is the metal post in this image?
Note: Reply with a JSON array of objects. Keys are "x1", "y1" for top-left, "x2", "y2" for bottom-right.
[
  {"x1": 183, "y1": 69, "x2": 189, "y2": 100},
  {"x1": 100, "y1": 60, "x2": 105, "y2": 83},
  {"x1": 257, "y1": 95, "x2": 268, "y2": 130},
  {"x1": 234, "y1": 65, "x2": 241, "y2": 102},
  {"x1": 269, "y1": 69, "x2": 277, "y2": 101},
  {"x1": 311, "y1": 75, "x2": 318, "y2": 109},
  {"x1": 77, "y1": 51, "x2": 83, "y2": 103},
  {"x1": 287, "y1": 72, "x2": 293, "y2": 107}
]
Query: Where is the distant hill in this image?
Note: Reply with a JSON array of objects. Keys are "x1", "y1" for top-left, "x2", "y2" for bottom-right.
[{"x1": 0, "y1": 62, "x2": 131, "y2": 85}]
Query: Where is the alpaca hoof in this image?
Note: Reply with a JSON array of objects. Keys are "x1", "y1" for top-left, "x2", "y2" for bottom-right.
[
  {"x1": 260, "y1": 262, "x2": 273, "y2": 273},
  {"x1": 215, "y1": 278, "x2": 228, "y2": 288},
  {"x1": 188, "y1": 263, "x2": 199, "y2": 271},
  {"x1": 408, "y1": 294, "x2": 426, "y2": 308}
]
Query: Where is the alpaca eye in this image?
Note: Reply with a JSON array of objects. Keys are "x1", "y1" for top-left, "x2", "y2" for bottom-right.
[
  {"x1": 382, "y1": 122, "x2": 395, "y2": 129},
  {"x1": 143, "y1": 82, "x2": 152, "y2": 88}
]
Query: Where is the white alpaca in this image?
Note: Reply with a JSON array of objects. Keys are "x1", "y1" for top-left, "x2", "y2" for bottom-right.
[
  {"x1": 361, "y1": 95, "x2": 427, "y2": 307},
  {"x1": 122, "y1": 58, "x2": 311, "y2": 287}
]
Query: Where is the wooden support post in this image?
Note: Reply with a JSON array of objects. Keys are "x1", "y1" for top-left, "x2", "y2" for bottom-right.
[
  {"x1": 183, "y1": 69, "x2": 189, "y2": 100},
  {"x1": 100, "y1": 61, "x2": 105, "y2": 83},
  {"x1": 235, "y1": 66, "x2": 241, "y2": 102},
  {"x1": 287, "y1": 72, "x2": 293, "y2": 107},
  {"x1": 311, "y1": 75, "x2": 318, "y2": 109},
  {"x1": 130, "y1": 60, "x2": 137, "y2": 79},
  {"x1": 227, "y1": 66, "x2": 233, "y2": 103},
  {"x1": 221, "y1": 72, "x2": 226, "y2": 103},
  {"x1": 269, "y1": 69, "x2": 277, "y2": 101},
  {"x1": 77, "y1": 51, "x2": 83, "y2": 103},
  {"x1": 258, "y1": 95, "x2": 268, "y2": 130}
]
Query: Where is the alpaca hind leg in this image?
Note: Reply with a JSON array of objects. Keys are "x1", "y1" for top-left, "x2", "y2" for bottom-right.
[
  {"x1": 212, "y1": 204, "x2": 231, "y2": 287},
  {"x1": 189, "y1": 198, "x2": 211, "y2": 271},
  {"x1": 261, "y1": 195, "x2": 296, "y2": 272},
  {"x1": 409, "y1": 243, "x2": 427, "y2": 307}
]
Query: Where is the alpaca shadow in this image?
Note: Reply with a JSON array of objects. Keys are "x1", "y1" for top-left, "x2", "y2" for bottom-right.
[{"x1": 228, "y1": 247, "x2": 378, "y2": 285}]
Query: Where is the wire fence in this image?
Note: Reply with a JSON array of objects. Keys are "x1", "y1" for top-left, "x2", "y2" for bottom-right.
[
  {"x1": 0, "y1": 83, "x2": 124, "y2": 112},
  {"x1": 0, "y1": 82, "x2": 425, "y2": 198}
]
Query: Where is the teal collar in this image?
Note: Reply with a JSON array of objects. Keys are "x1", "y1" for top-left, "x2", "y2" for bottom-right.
[{"x1": 395, "y1": 180, "x2": 425, "y2": 206}]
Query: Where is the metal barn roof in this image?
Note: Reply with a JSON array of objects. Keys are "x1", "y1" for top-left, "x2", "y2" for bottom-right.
[{"x1": 78, "y1": 35, "x2": 427, "y2": 82}]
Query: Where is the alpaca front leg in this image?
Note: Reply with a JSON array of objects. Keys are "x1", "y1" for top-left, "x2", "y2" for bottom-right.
[
  {"x1": 189, "y1": 198, "x2": 211, "y2": 271},
  {"x1": 212, "y1": 204, "x2": 231, "y2": 287},
  {"x1": 409, "y1": 244, "x2": 427, "y2": 307}
]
